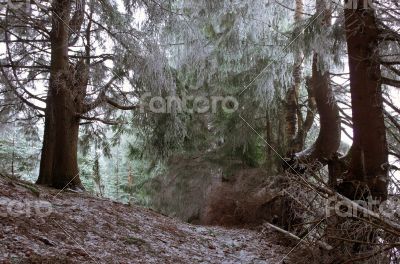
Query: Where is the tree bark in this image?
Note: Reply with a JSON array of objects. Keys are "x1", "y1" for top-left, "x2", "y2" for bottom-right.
[
  {"x1": 37, "y1": 0, "x2": 83, "y2": 189},
  {"x1": 52, "y1": 87, "x2": 82, "y2": 189},
  {"x1": 291, "y1": 77, "x2": 316, "y2": 152},
  {"x1": 294, "y1": 2, "x2": 341, "y2": 165},
  {"x1": 343, "y1": 0, "x2": 388, "y2": 201},
  {"x1": 37, "y1": 94, "x2": 56, "y2": 185},
  {"x1": 285, "y1": 0, "x2": 304, "y2": 153},
  {"x1": 296, "y1": 54, "x2": 341, "y2": 163}
]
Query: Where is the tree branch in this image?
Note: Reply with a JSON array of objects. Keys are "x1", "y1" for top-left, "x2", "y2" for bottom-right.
[
  {"x1": 382, "y1": 77, "x2": 400, "y2": 88},
  {"x1": 106, "y1": 98, "x2": 138, "y2": 110},
  {"x1": 79, "y1": 115, "x2": 121, "y2": 125}
]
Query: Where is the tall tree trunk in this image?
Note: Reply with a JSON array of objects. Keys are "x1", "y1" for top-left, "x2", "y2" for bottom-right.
[
  {"x1": 295, "y1": 1, "x2": 341, "y2": 165},
  {"x1": 291, "y1": 77, "x2": 317, "y2": 152},
  {"x1": 37, "y1": 94, "x2": 56, "y2": 185},
  {"x1": 285, "y1": 0, "x2": 304, "y2": 153},
  {"x1": 37, "y1": 0, "x2": 83, "y2": 189},
  {"x1": 52, "y1": 84, "x2": 82, "y2": 189},
  {"x1": 343, "y1": 0, "x2": 388, "y2": 201},
  {"x1": 296, "y1": 54, "x2": 341, "y2": 163},
  {"x1": 330, "y1": 3, "x2": 389, "y2": 257}
]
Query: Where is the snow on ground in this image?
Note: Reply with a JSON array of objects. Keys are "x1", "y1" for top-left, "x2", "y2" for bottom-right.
[{"x1": 0, "y1": 174, "x2": 292, "y2": 263}]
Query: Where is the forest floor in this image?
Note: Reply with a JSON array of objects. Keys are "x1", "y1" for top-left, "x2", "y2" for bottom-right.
[{"x1": 0, "y1": 174, "x2": 294, "y2": 264}]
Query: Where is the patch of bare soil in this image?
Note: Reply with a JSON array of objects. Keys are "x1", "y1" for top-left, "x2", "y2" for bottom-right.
[{"x1": 0, "y1": 175, "x2": 293, "y2": 263}]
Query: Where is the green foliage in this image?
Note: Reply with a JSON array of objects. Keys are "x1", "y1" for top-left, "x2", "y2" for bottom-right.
[
  {"x1": 76, "y1": 129, "x2": 165, "y2": 204},
  {"x1": 135, "y1": 0, "x2": 298, "y2": 165},
  {"x1": 0, "y1": 126, "x2": 41, "y2": 181},
  {"x1": 78, "y1": 152, "x2": 96, "y2": 194}
]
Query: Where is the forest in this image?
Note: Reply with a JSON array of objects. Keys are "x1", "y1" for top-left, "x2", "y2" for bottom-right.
[{"x1": 0, "y1": 0, "x2": 400, "y2": 263}]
